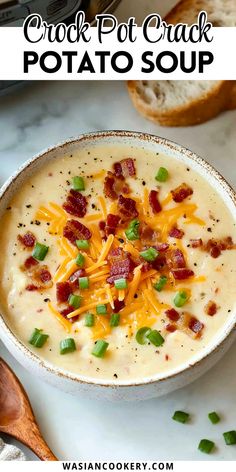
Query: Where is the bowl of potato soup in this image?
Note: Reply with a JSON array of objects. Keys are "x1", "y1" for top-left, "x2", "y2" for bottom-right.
[{"x1": 0, "y1": 131, "x2": 235, "y2": 401}]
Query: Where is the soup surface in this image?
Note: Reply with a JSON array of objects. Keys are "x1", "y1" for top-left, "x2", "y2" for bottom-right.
[{"x1": 0, "y1": 144, "x2": 235, "y2": 382}]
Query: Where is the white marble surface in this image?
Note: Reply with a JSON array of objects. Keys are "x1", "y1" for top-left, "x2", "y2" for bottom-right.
[{"x1": 0, "y1": 0, "x2": 236, "y2": 462}]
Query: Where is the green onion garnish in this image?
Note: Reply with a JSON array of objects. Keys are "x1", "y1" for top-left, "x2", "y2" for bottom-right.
[
  {"x1": 29, "y1": 328, "x2": 49, "y2": 348},
  {"x1": 32, "y1": 242, "x2": 49, "y2": 261},
  {"x1": 60, "y1": 338, "x2": 76, "y2": 355},
  {"x1": 110, "y1": 313, "x2": 120, "y2": 327},
  {"x1": 208, "y1": 412, "x2": 220, "y2": 424},
  {"x1": 75, "y1": 253, "x2": 85, "y2": 268},
  {"x1": 198, "y1": 439, "x2": 215, "y2": 454},
  {"x1": 96, "y1": 304, "x2": 107, "y2": 315},
  {"x1": 135, "y1": 327, "x2": 151, "y2": 345},
  {"x1": 172, "y1": 411, "x2": 190, "y2": 424},
  {"x1": 68, "y1": 294, "x2": 82, "y2": 309},
  {"x1": 76, "y1": 240, "x2": 90, "y2": 250},
  {"x1": 72, "y1": 176, "x2": 85, "y2": 191},
  {"x1": 114, "y1": 278, "x2": 128, "y2": 290},
  {"x1": 92, "y1": 339, "x2": 109, "y2": 358},
  {"x1": 125, "y1": 219, "x2": 140, "y2": 241},
  {"x1": 155, "y1": 167, "x2": 169, "y2": 182},
  {"x1": 140, "y1": 247, "x2": 159, "y2": 262},
  {"x1": 84, "y1": 313, "x2": 95, "y2": 327},
  {"x1": 153, "y1": 276, "x2": 167, "y2": 292},
  {"x1": 174, "y1": 290, "x2": 188, "y2": 308},
  {"x1": 147, "y1": 330, "x2": 165, "y2": 347},
  {"x1": 223, "y1": 431, "x2": 236, "y2": 445},
  {"x1": 79, "y1": 277, "x2": 89, "y2": 290}
]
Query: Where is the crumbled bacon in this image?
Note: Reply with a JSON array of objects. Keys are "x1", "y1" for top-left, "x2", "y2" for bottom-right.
[
  {"x1": 179, "y1": 312, "x2": 204, "y2": 338},
  {"x1": 69, "y1": 269, "x2": 86, "y2": 289},
  {"x1": 117, "y1": 195, "x2": 138, "y2": 222},
  {"x1": 56, "y1": 282, "x2": 72, "y2": 304},
  {"x1": 169, "y1": 249, "x2": 186, "y2": 269},
  {"x1": 189, "y1": 317, "x2": 204, "y2": 335},
  {"x1": 63, "y1": 219, "x2": 91, "y2": 245},
  {"x1": 149, "y1": 190, "x2": 162, "y2": 214},
  {"x1": 156, "y1": 243, "x2": 169, "y2": 252},
  {"x1": 204, "y1": 300, "x2": 218, "y2": 316},
  {"x1": 171, "y1": 183, "x2": 193, "y2": 203},
  {"x1": 99, "y1": 221, "x2": 106, "y2": 231},
  {"x1": 113, "y1": 299, "x2": 125, "y2": 312},
  {"x1": 165, "y1": 308, "x2": 180, "y2": 322},
  {"x1": 63, "y1": 189, "x2": 87, "y2": 217},
  {"x1": 101, "y1": 213, "x2": 121, "y2": 237},
  {"x1": 18, "y1": 232, "x2": 36, "y2": 248},
  {"x1": 140, "y1": 223, "x2": 157, "y2": 244},
  {"x1": 26, "y1": 284, "x2": 38, "y2": 291},
  {"x1": 171, "y1": 268, "x2": 194, "y2": 280},
  {"x1": 166, "y1": 324, "x2": 177, "y2": 333},
  {"x1": 24, "y1": 264, "x2": 52, "y2": 291},
  {"x1": 107, "y1": 247, "x2": 135, "y2": 284},
  {"x1": 24, "y1": 256, "x2": 39, "y2": 270},
  {"x1": 104, "y1": 171, "x2": 131, "y2": 200},
  {"x1": 204, "y1": 237, "x2": 235, "y2": 258},
  {"x1": 190, "y1": 238, "x2": 203, "y2": 248},
  {"x1": 169, "y1": 226, "x2": 184, "y2": 239},
  {"x1": 113, "y1": 158, "x2": 136, "y2": 178},
  {"x1": 152, "y1": 254, "x2": 167, "y2": 271},
  {"x1": 39, "y1": 269, "x2": 52, "y2": 283},
  {"x1": 60, "y1": 307, "x2": 79, "y2": 323}
]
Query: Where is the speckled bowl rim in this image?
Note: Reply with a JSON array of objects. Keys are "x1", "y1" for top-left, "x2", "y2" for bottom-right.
[{"x1": 0, "y1": 130, "x2": 235, "y2": 388}]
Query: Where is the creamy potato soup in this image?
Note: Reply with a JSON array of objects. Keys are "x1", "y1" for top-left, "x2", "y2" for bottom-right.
[{"x1": 0, "y1": 145, "x2": 235, "y2": 382}]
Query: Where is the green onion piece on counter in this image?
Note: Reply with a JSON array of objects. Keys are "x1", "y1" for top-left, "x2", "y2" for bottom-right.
[
  {"x1": 72, "y1": 176, "x2": 85, "y2": 191},
  {"x1": 75, "y1": 253, "x2": 85, "y2": 267},
  {"x1": 155, "y1": 167, "x2": 169, "y2": 182},
  {"x1": 153, "y1": 276, "x2": 167, "y2": 292},
  {"x1": 198, "y1": 439, "x2": 215, "y2": 454},
  {"x1": 208, "y1": 412, "x2": 220, "y2": 424},
  {"x1": 223, "y1": 431, "x2": 236, "y2": 445},
  {"x1": 140, "y1": 247, "x2": 159, "y2": 262},
  {"x1": 110, "y1": 313, "x2": 120, "y2": 327},
  {"x1": 76, "y1": 240, "x2": 90, "y2": 250},
  {"x1": 174, "y1": 290, "x2": 188, "y2": 308},
  {"x1": 172, "y1": 411, "x2": 190, "y2": 424},
  {"x1": 136, "y1": 327, "x2": 152, "y2": 345},
  {"x1": 84, "y1": 313, "x2": 95, "y2": 327},
  {"x1": 79, "y1": 277, "x2": 89, "y2": 290},
  {"x1": 68, "y1": 294, "x2": 82, "y2": 309},
  {"x1": 114, "y1": 278, "x2": 128, "y2": 290},
  {"x1": 125, "y1": 219, "x2": 140, "y2": 241},
  {"x1": 32, "y1": 242, "x2": 49, "y2": 261},
  {"x1": 92, "y1": 339, "x2": 109, "y2": 358},
  {"x1": 29, "y1": 328, "x2": 49, "y2": 348},
  {"x1": 96, "y1": 304, "x2": 107, "y2": 315},
  {"x1": 147, "y1": 330, "x2": 165, "y2": 347},
  {"x1": 60, "y1": 338, "x2": 76, "y2": 355}
]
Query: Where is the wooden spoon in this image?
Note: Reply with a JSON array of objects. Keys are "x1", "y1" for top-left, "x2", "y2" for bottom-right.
[{"x1": 0, "y1": 357, "x2": 57, "y2": 461}]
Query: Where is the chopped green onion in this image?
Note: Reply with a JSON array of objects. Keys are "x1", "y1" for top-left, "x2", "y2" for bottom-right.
[
  {"x1": 72, "y1": 176, "x2": 85, "y2": 191},
  {"x1": 114, "y1": 278, "x2": 128, "y2": 290},
  {"x1": 147, "y1": 330, "x2": 165, "y2": 347},
  {"x1": 68, "y1": 294, "x2": 82, "y2": 309},
  {"x1": 155, "y1": 167, "x2": 169, "y2": 182},
  {"x1": 32, "y1": 242, "x2": 49, "y2": 261},
  {"x1": 125, "y1": 219, "x2": 140, "y2": 241},
  {"x1": 84, "y1": 313, "x2": 95, "y2": 327},
  {"x1": 223, "y1": 431, "x2": 236, "y2": 445},
  {"x1": 110, "y1": 313, "x2": 120, "y2": 327},
  {"x1": 198, "y1": 439, "x2": 215, "y2": 454},
  {"x1": 76, "y1": 240, "x2": 90, "y2": 250},
  {"x1": 96, "y1": 304, "x2": 107, "y2": 315},
  {"x1": 172, "y1": 411, "x2": 190, "y2": 424},
  {"x1": 29, "y1": 328, "x2": 49, "y2": 348},
  {"x1": 136, "y1": 327, "x2": 151, "y2": 345},
  {"x1": 208, "y1": 412, "x2": 220, "y2": 424},
  {"x1": 60, "y1": 338, "x2": 76, "y2": 355},
  {"x1": 154, "y1": 276, "x2": 167, "y2": 292},
  {"x1": 174, "y1": 290, "x2": 188, "y2": 308},
  {"x1": 92, "y1": 339, "x2": 109, "y2": 358},
  {"x1": 140, "y1": 247, "x2": 159, "y2": 262},
  {"x1": 79, "y1": 277, "x2": 89, "y2": 290},
  {"x1": 75, "y1": 253, "x2": 85, "y2": 267}
]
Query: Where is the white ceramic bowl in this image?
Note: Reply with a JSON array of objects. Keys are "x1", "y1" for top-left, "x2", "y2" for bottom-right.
[{"x1": 0, "y1": 131, "x2": 236, "y2": 401}]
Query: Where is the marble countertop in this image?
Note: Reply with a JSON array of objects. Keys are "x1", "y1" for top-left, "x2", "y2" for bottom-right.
[{"x1": 0, "y1": 0, "x2": 236, "y2": 462}]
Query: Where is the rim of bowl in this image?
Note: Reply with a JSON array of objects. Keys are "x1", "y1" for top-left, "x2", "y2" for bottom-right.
[{"x1": 0, "y1": 130, "x2": 235, "y2": 388}]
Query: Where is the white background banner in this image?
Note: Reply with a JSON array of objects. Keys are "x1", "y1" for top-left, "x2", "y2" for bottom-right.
[{"x1": 0, "y1": 462, "x2": 236, "y2": 470}]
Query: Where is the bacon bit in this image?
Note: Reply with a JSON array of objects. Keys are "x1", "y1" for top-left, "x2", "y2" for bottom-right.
[
  {"x1": 171, "y1": 183, "x2": 193, "y2": 203},
  {"x1": 104, "y1": 172, "x2": 118, "y2": 200},
  {"x1": 171, "y1": 268, "x2": 194, "y2": 280},
  {"x1": 113, "y1": 158, "x2": 136, "y2": 178},
  {"x1": 204, "y1": 237, "x2": 234, "y2": 258},
  {"x1": 63, "y1": 189, "x2": 87, "y2": 217},
  {"x1": 169, "y1": 249, "x2": 186, "y2": 268},
  {"x1": 156, "y1": 243, "x2": 169, "y2": 252},
  {"x1": 122, "y1": 184, "x2": 130, "y2": 194},
  {"x1": 113, "y1": 299, "x2": 125, "y2": 312},
  {"x1": 56, "y1": 282, "x2": 72, "y2": 304},
  {"x1": 190, "y1": 238, "x2": 203, "y2": 248},
  {"x1": 149, "y1": 190, "x2": 162, "y2": 214},
  {"x1": 18, "y1": 232, "x2": 36, "y2": 248},
  {"x1": 166, "y1": 324, "x2": 177, "y2": 333},
  {"x1": 179, "y1": 312, "x2": 204, "y2": 338},
  {"x1": 107, "y1": 247, "x2": 135, "y2": 284},
  {"x1": 140, "y1": 223, "x2": 157, "y2": 243},
  {"x1": 165, "y1": 354, "x2": 170, "y2": 361},
  {"x1": 63, "y1": 219, "x2": 92, "y2": 245},
  {"x1": 165, "y1": 308, "x2": 180, "y2": 322},
  {"x1": 26, "y1": 284, "x2": 38, "y2": 291},
  {"x1": 69, "y1": 269, "x2": 86, "y2": 289},
  {"x1": 204, "y1": 300, "x2": 218, "y2": 316},
  {"x1": 24, "y1": 256, "x2": 39, "y2": 270},
  {"x1": 169, "y1": 226, "x2": 184, "y2": 239},
  {"x1": 102, "y1": 213, "x2": 120, "y2": 237},
  {"x1": 99, "y1": 221, "x2": 106, "y2": 231},
  {"x1": 39, "y1": 269, "x2": 52, "y2": 283},
  {"x1": 60, "y1": 307, "x2": 79, "y2": 323},
  {"x1": 189, "y1": 317, "x2": 204, "y2": 335},
  {"x1": 152, "y1": 254, "x2": 167, "y2": 270},
  {"x1": 117, "y1": 195, "x2": 138, "y2": 223}
]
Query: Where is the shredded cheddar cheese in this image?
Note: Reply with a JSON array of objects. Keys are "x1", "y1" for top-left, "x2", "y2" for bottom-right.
[{"x1": 48, "y1": 302, "x2": 72, "y2": 333}]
